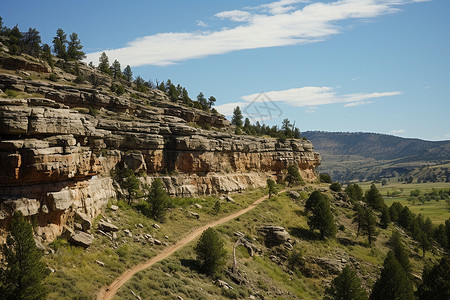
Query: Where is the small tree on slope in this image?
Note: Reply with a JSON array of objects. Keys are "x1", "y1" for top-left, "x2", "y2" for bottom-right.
[{"x1": 0, "y1": 211, "x2": 48, "y2": 299}]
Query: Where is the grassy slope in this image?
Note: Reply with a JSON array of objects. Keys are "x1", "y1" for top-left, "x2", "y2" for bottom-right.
[
  {"x1": 114, "y1": 186, "x2": 438, "y2": 300},
  {"x1": 42, "y1": 189, "x2": 266, "y2": 299}
]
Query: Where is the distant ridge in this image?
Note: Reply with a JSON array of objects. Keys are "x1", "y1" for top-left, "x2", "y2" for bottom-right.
[
  {"x1": 302, "y1": 131, "x2": 450, "y2": 182},
  {"x1": 303, "y1": 131, "x2": 450, "y2": 162}
]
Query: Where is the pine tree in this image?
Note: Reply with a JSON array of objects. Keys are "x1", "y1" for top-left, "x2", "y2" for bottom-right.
[
  {"x1": 352, "y1": 204, "x2": 364, "y2": 237},
  {"x1": 308, "y1": 194, "x2": 336, "y2": 239},
  {"x1": 21, "y1": 27, "x2": 41, "y2": 57},
  {"x1": 197, "y1": 92, "x2": 208, "y2": 110},
  {"x1": 360, "y1": 207, "x2": 378, "y2": 245},
  {"x1": 231, "y1": 106, "x2": 243, "y2": 128},
  {"x1": 195, "y1": 227, "x2": 226, "y2": 276},
  {"x1": 52, "y1": 28, "x2": 67, "y2": 59},
  {"x1": 365, "y1": 184, "x2": 384, "y2": 210},
  {"x1": 370, "y1": 251, "x2": 413, "y2": 300},
  {"x1": 324, "y1": 266, "x2": 368, "y2": 300},
  {"x1": 144, "y1": 178, "x2": 172, "y2": 221},
  {"x1": 286, "y1": 164, "x2": 302, "y2": 187},
  {"x1": 305, "y1": 190, "x2": 326, "y2": 213},
  {"x1": 98, "y1": 52, "x2": 111, "y2": 74},
  {"x1": 345, "y1": 183, "x2": 363, "y2": 203},
  {"x1": 40, "y1": 43, "x2": 53, "y2": 69},
  {"x1": 380, "y1": 205, "x2": 391, "y2": 229},
  {"x1": 8, "y1": 25, "x2": 22, "y2": 55},
  {"x1": 123, "y1": 65, "x2": 133, "y2": 82},
  {"x1": 267, "y1": 178, "x2": 277, "y2": 199},
  {"x1": 416, "y1": 255, "x2": 450, "y2": 300},
  {"x1": 67, "y1": 32, "x2": 85, "y2": 61},
  {"x1": 121, "y1": 170, "x2": 140, "y2": 204},
  {"x1": 389, "y1": 231, "x2": 411, "y2": 276},
  {"x1": 111, "y1": 60, "x2": 121, "y2": 80},
  {"x1": 0, "y1": 211, "x2": 48, "y2": 299},
  {"x1": 207, "y1": 96, "x2": 216, "y2": 109}
]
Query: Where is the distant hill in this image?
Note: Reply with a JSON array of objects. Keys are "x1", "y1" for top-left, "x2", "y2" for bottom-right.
[{"x1": 303, "y1": 131, "x2": 450, "y2": 182}]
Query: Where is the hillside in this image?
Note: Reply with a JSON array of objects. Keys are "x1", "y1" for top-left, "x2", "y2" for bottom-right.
[
  {"x1": 0, "y1": 50, "x2": 320, "y2": 245},
  {"x1": 303, "y1": 131, "x2": 450, "y2": 182}
]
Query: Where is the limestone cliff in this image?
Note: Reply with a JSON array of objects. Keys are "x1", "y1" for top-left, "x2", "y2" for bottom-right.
[{"x1": 0, "y1": 56, "x2": 320, "y2": 242}]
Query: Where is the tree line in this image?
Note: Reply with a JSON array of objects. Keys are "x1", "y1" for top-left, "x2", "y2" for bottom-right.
[{"x1": 231, "y1": 106, "x2": 302, "y2": 140}]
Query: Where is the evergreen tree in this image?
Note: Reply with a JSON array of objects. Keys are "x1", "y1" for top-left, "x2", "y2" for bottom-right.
[
  {"x1": 286, "y1": 164, "x2": 302, "y2": 187},
  {"x1": 207, "y1": 96, "x2": 216, "y2": 109},
  {"x1": 98, "y1": 52, "x2": 111, "y2": 74},
  {"x1": 370, "y1": 251, "x2": 413, "y2": 300},
  {"x1": 21, "y1": 27, "x2": 41, "y2": 57},
  {"x1": 181, "y1": 88, "x2": 191, "y2": 106},
  {"x1": 231, "y1": 106, "x2": 243, "y2": 127},
  {"x1": 417, "y1": 231, "x2": 431, "y2": 258},
  {"x1": 134, "y1": 76, "x2": 146, "y2": 93},
  {"x1": 281, "y1": 118, "x2": 292, "y2": 138},
  {"x1": 434, "y1": 223, "x2": 448, "y2": 250},
  {"x1": 416, "y1": 255, "x2": 450, "y2": 300},
  {"x1": 345, "y1": 183, "x2": 363, "y2": 203},
  {"x1": 305, "y1": 190, "x2": 326, "y2": 213},
  {"x1": 324, "y1": 266, "x2": 368, "y2": 300},
  {"x1": 360, "y1": 207, "x2": 378, "y2": 245},
  {"x1": 144, "y1": 178, "x2": 171, "y2": 221},
  {"x1": 52, "y1": 28, "x2": 67, "y2": 59},
  {"x1": 389, "y1": 204, "x2": 399, "y2": 223},
  {"x1": 0, "y1": 211, "x2": 48, "y2": 299},
  {"x1": 365, "y1": 184, "x2": 385, "y2": 210},
  {"x1": 390, "y1": 231, "x2": 411, "y2": 276},
  {"x1": 168, "y1": 83, "x2": 179, "y2": 102},
  {"x1": 67, "y1": 32, "x2": 85, "y2": 61},
  {"x1": 121, "y1": 171, "x2": 140, "y2": 204},
  {"x1": 123, "y1": 65, "x2": 133, "y2": 82},
  {"x1": 307, "y1": 194, "x2": 336, "y2": 239},
  {"x1": 40, "y1": 43, "x2": 53, "y2": 69},
  {"x1": 195, "y1": 227, "x2": 226, "y2": 276},
  {"x1": 111, "y1": 60, "x2": 121, "y2": 80},
  {"x1": 267, "y1": 178, "x2": 277, "y2": 199},
  {"x1": 197, "y1": 92, "x2": 208, "y2": 110},
  {"x1": 352, "y1": 203, "x2": 364, "y2": 237},
  {"x1": 8, "y1": 25, "x2": 22, "y2": 55},
  {"x1": 380, "y1": 205, "x2": 391, "y2": 229}
]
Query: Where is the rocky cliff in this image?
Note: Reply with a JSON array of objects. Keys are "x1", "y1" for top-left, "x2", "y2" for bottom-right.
[{"x1": 0, "y1": 56, "x2": 320, "y2": 242}]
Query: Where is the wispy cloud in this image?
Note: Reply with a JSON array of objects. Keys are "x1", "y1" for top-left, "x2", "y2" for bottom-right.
[
  {"x1": 391, "y1": 129, "x2": 406, "y2": 134},
  {"x1": 85, "y1": 0, "x2": 427, "y2": 67},
  {"x1": 215, "y1": 86, "x2": 401, "y2": 116},
  {"x1": 196, "y1": 20, "x2": 208, "y2": 28}
]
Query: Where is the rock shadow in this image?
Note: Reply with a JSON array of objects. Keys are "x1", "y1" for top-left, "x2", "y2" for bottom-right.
[{"x1": 289, "y1": 227, "x2": 320, "y2": 240}]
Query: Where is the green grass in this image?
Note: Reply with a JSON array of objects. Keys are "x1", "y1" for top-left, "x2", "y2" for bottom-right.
[
  {"x1": 116, "y1": 185, "x2": 438, "y2": 300},
  {"x1": 42, "y1": 189, "x2": 267, "y2": 299}
]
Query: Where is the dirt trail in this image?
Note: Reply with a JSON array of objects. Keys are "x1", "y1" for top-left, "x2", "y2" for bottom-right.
[{"x1": 97, "y1": 190, "x2": 284, "y2": 300}]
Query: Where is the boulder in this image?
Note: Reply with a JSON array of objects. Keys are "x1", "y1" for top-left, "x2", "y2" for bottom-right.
[
  {"x1": 98, "y1": 220, "x2": 119, "y2": 232},
  {"x1": 258, "y1": 225, "x2": 291, "y2": 246},
  {"x1": 69, "y1": 231, "x2": 94, "y2": 248},
  {"x1": 75, "y1": 211, "x2": 92, "y2": 232},
  {"x1": 288, "y1": 191, "x2": 300, "y2": 199}
]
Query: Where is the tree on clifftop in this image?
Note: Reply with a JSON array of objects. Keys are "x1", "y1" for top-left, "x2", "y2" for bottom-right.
[
  {"x1": 0, "y1": 211, "x2": 48, "y2": 299},
  {"x1": 231, "y1": 106, "x2": 243, "y2": 128},
  {"x1": 52, "y1": 28, "x2": 67, "y2": 59},
  {"x1": 67, "y1": 32, "x2": 85, "y2": 61},
  {"x1": 123, "y1": 65, "x2": 133, "y2": 82},
  {"x1": 98, "y1": 52, "x2": 111, "y2": 74}
]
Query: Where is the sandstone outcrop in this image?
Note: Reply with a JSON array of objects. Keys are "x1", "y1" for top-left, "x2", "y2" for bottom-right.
[{"x1": 0, "y1": 59, "x2": 320, "y2": 242}]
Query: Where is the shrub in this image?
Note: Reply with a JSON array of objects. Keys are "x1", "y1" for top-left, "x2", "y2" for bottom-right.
[
  {"x1": 330, "y1": 182, "x2": 342, "y2": 192},
  {"x1": 4, "y1": 89, "x2": 19, "y2": 98},
  {"x1": 48, "y1": 73, "x2": 59, "y2": 82},
  {"x1": 320, "y1": 173, "x2": 332, "y2": 183}
]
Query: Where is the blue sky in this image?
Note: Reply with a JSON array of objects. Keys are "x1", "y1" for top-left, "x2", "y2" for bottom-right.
[{"x1": 2, "y1": 0, "x2": 449, "y2": 140}]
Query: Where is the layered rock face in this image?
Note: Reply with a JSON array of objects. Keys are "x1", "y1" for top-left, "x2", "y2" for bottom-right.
[{"x1": 0, "y1": 65, "x2": 320, "y2": 242}]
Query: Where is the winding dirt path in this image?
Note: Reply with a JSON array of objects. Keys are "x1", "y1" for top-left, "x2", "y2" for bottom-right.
[{"x1": 97, "y1": 190, "x2": 285, "y2": 300}]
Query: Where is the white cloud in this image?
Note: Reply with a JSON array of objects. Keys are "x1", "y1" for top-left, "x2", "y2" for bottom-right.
[
  {"x1": 391, "y1": 129, "x2": 406, "y2": 134},
  {"x1": 215, "y1": 86, "x2": 401, "y2": 116},
  {"x1": 85, "y1": 0, "x2": 426, "y2": 67},
  {"x1": 215, "y1": 10, "x2": 252, "y2": 22},
  {"x1": 196, "y1": 20, "x2": 208, "y2": 27}
]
